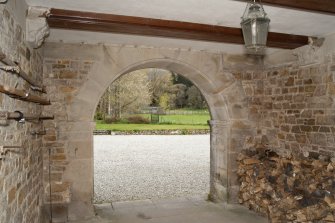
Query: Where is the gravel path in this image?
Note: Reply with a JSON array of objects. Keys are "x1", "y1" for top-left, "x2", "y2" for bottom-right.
[{"x1": 94, "y1": 135, "x2": 210, "y2": 203}]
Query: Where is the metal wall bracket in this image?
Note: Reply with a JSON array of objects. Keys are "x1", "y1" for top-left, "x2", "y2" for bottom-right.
[
  {"x1": 0, "y1": 111, "x2": 54, "y2": 125},
  {"x1": 31, "y1": 130, "x2": 46, "y2": 136},
  {"x1": 0, "y1": 145, "x2": 22, "y2": 161}
]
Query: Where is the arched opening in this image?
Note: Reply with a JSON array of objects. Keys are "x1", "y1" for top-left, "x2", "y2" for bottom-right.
[
  {"x1": 70, "y1": 57, "x2": 230, "y2": 196},
  {"x1": 63, "y1": 50, "x2": 238, "y2": 220},
  {"x1": 93, "y1": 68, "x2": 212, "y2": 203}
]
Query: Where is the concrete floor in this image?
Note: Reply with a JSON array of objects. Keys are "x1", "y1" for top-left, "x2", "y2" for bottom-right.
[{"x1": 69, "y1": 196, "x2": 268, "y2": 223}]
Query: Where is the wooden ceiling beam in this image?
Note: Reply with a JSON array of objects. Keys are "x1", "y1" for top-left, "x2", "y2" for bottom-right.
[
  {"x1": 47, "y1": 8, "x2": 310, "y2": 49},
  {"x1": 260, "y1": 0, "x2": 335, "y2": 14}
]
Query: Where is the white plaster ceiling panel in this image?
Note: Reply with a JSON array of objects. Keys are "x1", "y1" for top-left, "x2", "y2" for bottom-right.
[
  {"x1": 25, "y1": 0, "x2": 335, "y2": 54},
  {"x1": 25, "y1": 0, "x2": 335, "y2": 36}
]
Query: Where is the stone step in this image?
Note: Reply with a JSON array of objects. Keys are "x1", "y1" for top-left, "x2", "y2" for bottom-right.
[
  {"x1": 52, "y1": 217, "x2": 67, "y2": 223},
  {"x1": 44, "y1": 204, "x2": 68, "y2": 223}
]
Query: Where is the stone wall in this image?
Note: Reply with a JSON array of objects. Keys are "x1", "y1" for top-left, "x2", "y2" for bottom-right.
[
  {"x1": 236, "y1": 35, "x2": 335, "y2": 159},
  {"x1": 0, "y1": 1, "x2": 45, "y2": 223},
  {"x1": 236, "y1": 34, "x2": 335, "y2": 221},
  {"x1": 41, "y1": 42, "x2": 256, "y2": 221}
]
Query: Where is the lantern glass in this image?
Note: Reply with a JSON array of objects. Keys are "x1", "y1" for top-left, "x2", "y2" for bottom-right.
[{"x1": 241, "y1": 2, "x2": 270, "y2": 53}]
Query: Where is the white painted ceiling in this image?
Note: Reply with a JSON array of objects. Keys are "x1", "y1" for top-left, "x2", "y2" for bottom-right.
[{"x1": 25, "y1": 0, "x2": 335, "y2": 54}]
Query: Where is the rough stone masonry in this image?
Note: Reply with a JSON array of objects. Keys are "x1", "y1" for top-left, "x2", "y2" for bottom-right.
[{"x1": 0, "y1": 2, "x2": 45, "y2": 223}]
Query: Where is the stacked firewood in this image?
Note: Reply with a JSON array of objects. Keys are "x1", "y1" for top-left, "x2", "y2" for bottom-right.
[{"x1": 237, "y1": 148, "x2": 335, "y2": 223}]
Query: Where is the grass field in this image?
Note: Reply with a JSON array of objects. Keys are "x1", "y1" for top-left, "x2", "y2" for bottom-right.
[
  {"x1": 95, "y1": 110, "x2": 211, "y2": 131},
  {"x1": 122, "y1": 113, "x2": 210, "y2": 125},
  {"x1": 95, "y1": 123, "x2": 209, "y2": 131},
  {"x1": 158, "y1": 114, "x2": 209, "y2": 125}
]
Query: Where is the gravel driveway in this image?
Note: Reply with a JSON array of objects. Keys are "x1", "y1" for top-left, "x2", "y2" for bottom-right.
[{"x1": 94, "y1": 135, "x2": 210, "y2": 203}]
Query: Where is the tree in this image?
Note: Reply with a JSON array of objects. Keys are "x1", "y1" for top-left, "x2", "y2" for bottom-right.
[
  {"x1": 186, "y1": 85, "x2": 206, "y2": 109},
  {"x1": 147, "y1": 69, "x2": 174, "y2": 106},
  {"x1": 173, "y1": 83, "x2": 188, "y2": 108},
  {"x1": 159, "y1": 93, "x2": 170, "y2": 110},
  {"x1": 97, "y1": 70, "x2": 152, "y2": 119},
  {"x1": 95, "y1": 87, "x2": 110, "y2": 119},
  {"x1": 95, "y1": 68, "x2": 209, "y2": 121}
]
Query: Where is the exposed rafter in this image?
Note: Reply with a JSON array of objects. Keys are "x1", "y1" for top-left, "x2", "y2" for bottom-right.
[
  {"x1": 47, "y1": 8, "x2": 310, "y2": 49},
  {"x1": 261, "y1": 0, "x2": 335, "y2": 14}
]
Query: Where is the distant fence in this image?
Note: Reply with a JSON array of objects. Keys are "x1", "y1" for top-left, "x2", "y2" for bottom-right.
[
  {"x1": 164, "y1": 110, "x2": 209, "y2": 115},
  {"x1": 129, "y1": 109, "x2": 209, "y2": 116}
]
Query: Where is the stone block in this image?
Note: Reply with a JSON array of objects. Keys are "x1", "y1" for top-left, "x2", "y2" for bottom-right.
[
  {"x1": 300, "y1": 125, "x2": 313, "y2": 132},
  {"x1": 319, "y1": 126, "x2": 331, "y2": 133},
  {"x1": 314, "y1": 85, "x2": 327, "y2": 96},
  {"x1": 328, "y1": 83, "x2": 335, "y2": 95},
  {"x1": 46, "y1": 173, "x2": 63, "y2": 182},
  {"x1": 58, "y1": 70, "x2": 78, "y2": 79},
  {"x1": 67, "y1": 141, "x2": 93, "y2": 160},
  {"x1": 285, "y1": 77, "x2": 294, "y2": 86},
  {"x1": 304, "y1": 119, "x2": 315, "y2": 125},
  {"x1": 305, "y1": 85, "x2": 316, "y2": 93},
  {"x1": 63, "y1": 159, "x2": 93, "y2": 202},
  {"x1": 51, "y1": 182, "x2": 71, "y2": 193},
  {"x1": 7, "y1": 187, "x2": 16, "y2": 204},
  {"x1": 304, "y1": 78, "x2": 313, "y2": 85},
  {"x1": 277, "y1": 132, "x2": 285, "y2": 140},
  {"x1": 293, "y1": 95, "x2": 305, "y2": 103},
  {"x1": 67, "y1": 200, "x2": 95, "y2": 221},
  {"x1": 51, "y1": 154, "x2": 67, "y2": 161},
  {"x1": 17, "y1": 186, "x2": 26, "y2": 205},
  {"x1": 59, "y1": 85, "x2": 77, "y2": 94},
  {"x1": 44, "y1": 135, "x2": 57, "y2": 142},
  {"x1": 295, "y1": 134, "x2": 307, "y2": 143},
  {"x1": 52, "y1": 64, "x2": 67, "y2": 69},
  {"x1": 308, "y1": 133, "x2": 327, "y2": 147},
  {"x1": 312, "y1": 126, "x2": 320, "y2": 132},
  {"x1": 210, "y1": 182, "x2": 228, "y2": 202},
  {"x1": 50, "y1": 204, "x2": 68, "y2": 223}
]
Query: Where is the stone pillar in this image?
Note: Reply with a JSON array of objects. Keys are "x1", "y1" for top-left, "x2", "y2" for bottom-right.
[
  {"x1": 61, "y1": 121, "x2": 96, "y2": 221},
  {"x1": 209, "y1": 120, "x2": 230, "y2": 202}
]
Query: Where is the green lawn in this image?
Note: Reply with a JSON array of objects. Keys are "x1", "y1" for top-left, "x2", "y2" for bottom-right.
[
  {"x1": 158, "y1": 114, "x2": 209, "y2": 125},
  {"x1": 95, "y1": 110, "x2": 211, "y2": 131},
  {"x1": 124, "y1": 113, "x2": 210, "y2": 125},
  {"x1": 95, "y1": 123, "x2": 209, "y2": 131}
]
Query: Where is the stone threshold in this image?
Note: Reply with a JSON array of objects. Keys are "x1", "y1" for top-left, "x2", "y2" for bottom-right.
[{"x1": 68, "y1": 195, "x2": 267, "y2": 223}]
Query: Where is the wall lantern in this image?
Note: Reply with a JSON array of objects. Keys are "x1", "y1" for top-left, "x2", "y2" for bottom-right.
[{"x1": 241, "y1": 0, "x2": 270, "y2": 53}]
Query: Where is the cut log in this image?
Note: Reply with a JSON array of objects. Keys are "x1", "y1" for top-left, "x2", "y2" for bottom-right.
[
  {"x1": 237, "y1": 148, "x2": 335, "y2": 222},
  {"x1": 243, "y1": 158, "x2": 261, "y2": 165},
  {"x1": 324, "y1": 195, "x2": 335, "y2": 209}
]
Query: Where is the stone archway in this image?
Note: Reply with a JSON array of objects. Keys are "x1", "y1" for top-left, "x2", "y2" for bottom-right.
[{"x1": 43, "y1": 43, "x2": 249, "y2": 221}]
